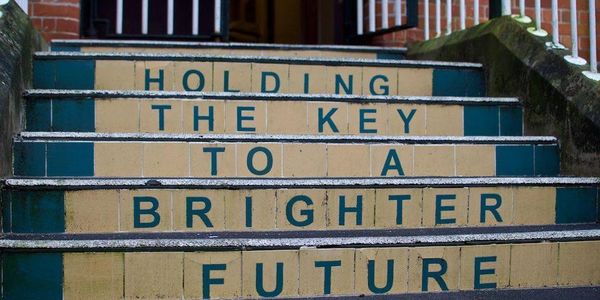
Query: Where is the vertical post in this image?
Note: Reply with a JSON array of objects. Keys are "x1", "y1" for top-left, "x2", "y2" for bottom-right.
[
  {"x1": 394, "y1": 0, "x2": 401, "y2": 26},
  {"x1": 142, "y1": 0, "x2": 148, "y2": 34},
  {"x1": 474, "y1": 0, "x2": 479, "y2": 25},
  {"x1": 382, "y1": 0, "x2": 389, "y2": 29},
  {"x1": 459, "y1": 0, "x2": 465, "y2": 30},
  {"x1": 501, "y1": 0, "x2": 511, "y2": 16},
  {"x1": 435, "y1": 0, "x2": 441, "y2": 36},
  {"x1": 551, "y1": 0, "x2": 561, "y2": 45},
  {"x1": 214, "y1": 0, "x2": 221, "y2": 34},
  {"x1": 369, "y1": 0, "x2": 375, "y2": 32},
  {"x1": 589, "y1": 0, "x2": 597, "y2": 73},
  {"x1": 357, "y1": 0, "x2": 364, "y2": 35},
  {"x1": 519, "y1": 0, "x2": 525, "y2": 17},
  {"x1": 424, "y1": 0, "x2": 429, "y2": 39},
  {"x1": 564, "y1": 0, "x2": 586, "y2": 65},
  {"x1": 445, "y1": 0, "x2": 451, "y2": 35},
  {"x1": 167, "y1": 0, "x2": 174, "y2": 35},
  {"x1": 192, "y1": 0, "x2": 199, "y2": 35},
  {"x1": 527, "y1": 0, "x2": 547, "y2": 37},
  {"x1": 116, "y1": 0, "x2": 123, "y2": 34}
]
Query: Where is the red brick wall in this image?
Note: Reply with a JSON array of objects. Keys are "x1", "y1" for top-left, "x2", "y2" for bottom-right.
[
  {"x1": 28, "y1": 0, "x2": 80, "y2": 41},
  {"x1": 368, "y1": 0, "x2": 599, "y2": 61}
]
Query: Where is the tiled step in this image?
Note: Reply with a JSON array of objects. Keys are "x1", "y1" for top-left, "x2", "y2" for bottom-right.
[
  {"x1": 13, "y1": 133, "x2": 559, "y2": 178},
  {"x1": 1, "y1": 228, "x2": 600, "y2": 298},
  {"x1": 2, "y1": 178, "x2": 598, "y2": 234},
  {"x1": 25, "y1": 90, "x2": 523, "y2": 136},
  {"x1": 50, "y1": 39, "x2": 407, "y2": 60},
  {"x1": 33, "y1": 52, "x2": 485, "y2": 96}
]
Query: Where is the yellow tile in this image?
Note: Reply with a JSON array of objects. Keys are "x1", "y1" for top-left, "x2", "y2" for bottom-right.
[
  {"x1": 455, "y1": 145, "x2": 495, "y2": 176},
  {"x1": 426, "y1": 105, "x2": 464, "y2": 136},
  {"x1": 95, "y1": 60, "x2": 135, "y2": 90},
  {"x1": 173, "y1": 61, "x2": 213, "y2": 92},
  {"x1": 459, "y1": 245, "x2": 510, "y2": 290},
  {"x1": 251, "y1": 63, "x2": 289, "y2": 93},
  {"x1": 64, "y1": 252, "x2": 124, "y2": 300},
  {"x1": 120, "y1": 189, "x2": 171, "y2": 232},
  {"x1": 183, "y1": 251, "x2": 242, "y2": 299},
  {"x1": 94, "y1": 142, "x2": 142, "y2": 177},
  {"x1": 413, "y1": 145, "x2": 455, "y2": 176},
  {"x1": 242, "y1": 250, "x2": 299, "y2": 297},
  {"x1": 422, "y1": 188, "x2": 469, "y2": 227},
  {"x1": 397, "y1": 68, "x2": 432, "y2": 96},
  {"x1": 510, "y1": 243, "x2": 558, "y2": 288},
  {"x1": 225, "y1": 190, "x2": 276, "y2": 230},
  {"x1": 65, "y1": 190, "x2": 119, "y2": 233},
  {"x1": 327, "y1": 144, "x2": 370, "y2": 177},
  {"x1": 512, "y1": 187, "x2": 556, "y2": 225},
  {"x1": 387, "y1": 104, "x2": 426, "y2": 136},
  {"x1": 172, "y1": 189, "x2": 225, "y2": 231},
  {"x1": 266, "y1": 101, "x2": 307, "y2": 134},
  {"x1": 362, "y1": 67, "x2": 398, "y2": 96},
  {"x1": 189, "y1": 143, "x2": 236, "y2": 177},
  {"x1": 299, "y1": 248, "x2": 355, "y2": 296},
  {"x1": 236, "y1": 144, "x2": 282, "y2": 177},
  {"x1": 224, "y1": 100, "x2": 267, "y2": 134},
  {"x1": 407, "y1": 246, "x2": 460, "y2": 292},
  {"x1": 182, "y1": 100, "x2": 225, "y2": 134},
  {"x1": 213, "y1": 62, "x2": 252, "y2": 92},
  {"x1": 327, "y1": 189, "x2": 375, "y2": 229},
  {"x1": 468, "y1": 187, "x2": 513, "y2": 226},
  {"x1": 124, "y1": 252, "x2": 183, "y2": 299},
  {"x1": 558, "y1": 241, "x2": 600, "y2": 286},
  {"x1": 375, "y1": 188, "x2": 422, "y2": 228},
  {"x1": 355, "y1": 248, "x2": 409, "y2": 295},
  {"x1": 95, "y1": 99, "x2": 140, "y2": 133},
  {"x1": 139, "y1": 100, "x2": 182, "y2": 133},
  {"x1": 370, "y1": 145, "x2": 414, "y2": 177},
  {"x1": 348, "y1": 103, "x2": 388, "y2": 135},
  {"x1": 307, "y1": 102, "x2": 349, "y2": 135},
  {"x1": 289, "y1": 65, "x2": 328, "y2": 94},
  {"x1": 276, "y1": 189, "x2": 326, "y2": 230},
  {"x1": 135, "y1": 61, "x2": 174, "y2": 91},
  {"x1": 143, "y1": 142, "x2": 190, "y2": 177},
  {"x1": 282, "y1": 143, "x2": 326, "y2": 177},
  {"x1": 327, "y1": 66, "x2": 362, "y2": 95}
]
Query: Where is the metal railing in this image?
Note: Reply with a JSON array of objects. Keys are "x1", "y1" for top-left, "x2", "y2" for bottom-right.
[
  {"x1": 82, "y1": 0, "x2": 229, "y2": 41},
  {"x1": 423, "y1": 0, "x2": 599, "y2": 81},
  {"x1": 355, "y1": 0, "x2": 419, "y2": 38}
]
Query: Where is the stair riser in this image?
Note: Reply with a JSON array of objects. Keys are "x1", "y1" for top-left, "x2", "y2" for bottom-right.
[
  {"x1": 33, "y1": 59, "x2": 484, "y2": 96},
  {"x1": 55, "y1": 46, "x2": 400, "y2": 60},
  {"x1": 26, "y1": 98, "x2": 523, "y2": 136},
  {"x1": 3, "y1": 241, "x2": 599, "y2": 299},
  {"x1": 3, "y1": 186, "x2": 597, "y2": 234},
  {"x1": 13, "y1": 142, "x2": 559, "y2": 178}
]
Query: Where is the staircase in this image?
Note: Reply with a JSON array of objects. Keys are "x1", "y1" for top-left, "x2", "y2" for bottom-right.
[{"x1": 2, "y1": 41, "x2": 600, "y2": 299}]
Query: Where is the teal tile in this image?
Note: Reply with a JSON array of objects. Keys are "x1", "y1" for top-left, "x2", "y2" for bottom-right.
[
  {"x1": 47, "y1": 142, "x2": 94, "y2": 176},
  {"x1": 55, "y1": 59, "x2": 95, "y2": 89},
  {"x1": 535, "y1": 145, "x2": 560, "y2": 176},
  {"x1": 500, "y1": 107, "x2": 523, "y2": 136},
  {"x1": 2, "y1": 190, "x2": 10, "y2": 232},
  {"x1": 376, "y1": 52, "x2": 405, "y2": 60},
  {"x1": 52, "y1": 98, "x2": 95, "y2": 132},
  {"x1": 556, "y1": 187, "x2": 598, "y2": 224},
  {"x1": 51, "y1": 44, "x2": 80, "y2": 52},
  {"x1": 13, "y1": 142, "x2": 46, "y2": 176},
  {"x1": 495, "y1": 145, "x2": 534, "y2": 176},
  {"x1": 464, "y1": 106, "x2": 499, "y2": 136},
  {"x1": 33, "y1": 60, "x2": 56, "y2": 89},
  {"x1": 9, "y1": 190, "x2": 64, "y2": 233},
  {"x1": 2, "y1": 253, "x2": 63, "y2": 300},
  {"x1": 433, "y1": 69, "x2": 485, "y2": 97},
  {"x1": 25, "y1": 98, "x2": 52, "y2": 131}
]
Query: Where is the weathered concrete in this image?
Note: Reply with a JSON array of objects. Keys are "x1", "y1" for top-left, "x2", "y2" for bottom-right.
[
  {"x1": 0, "y1": 1, "x2": 45, "y2": 177},
  {"x1": 408, "y1": 17, "x2": 600, "y2": 176}
]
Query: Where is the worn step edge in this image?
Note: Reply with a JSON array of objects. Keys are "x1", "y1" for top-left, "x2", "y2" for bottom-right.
[
  {"x1": 50, "y1": 39, "x2": 408, "y2": 53},
  {"x1": 24, "y1": 89, "x2": 519, "y2": 105},
  {"x1": 1, "y1": 228, "x2": 599, "y2": 250},
  {"x1": 16, "y1": 132, "x2": 557, "y2": 144},
  {"x1": 34, "y1": 51, "x2": 482, "y2": 69},
  {"x1": 3, "y1": 177, "x2": 598, "y2": 189}
]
